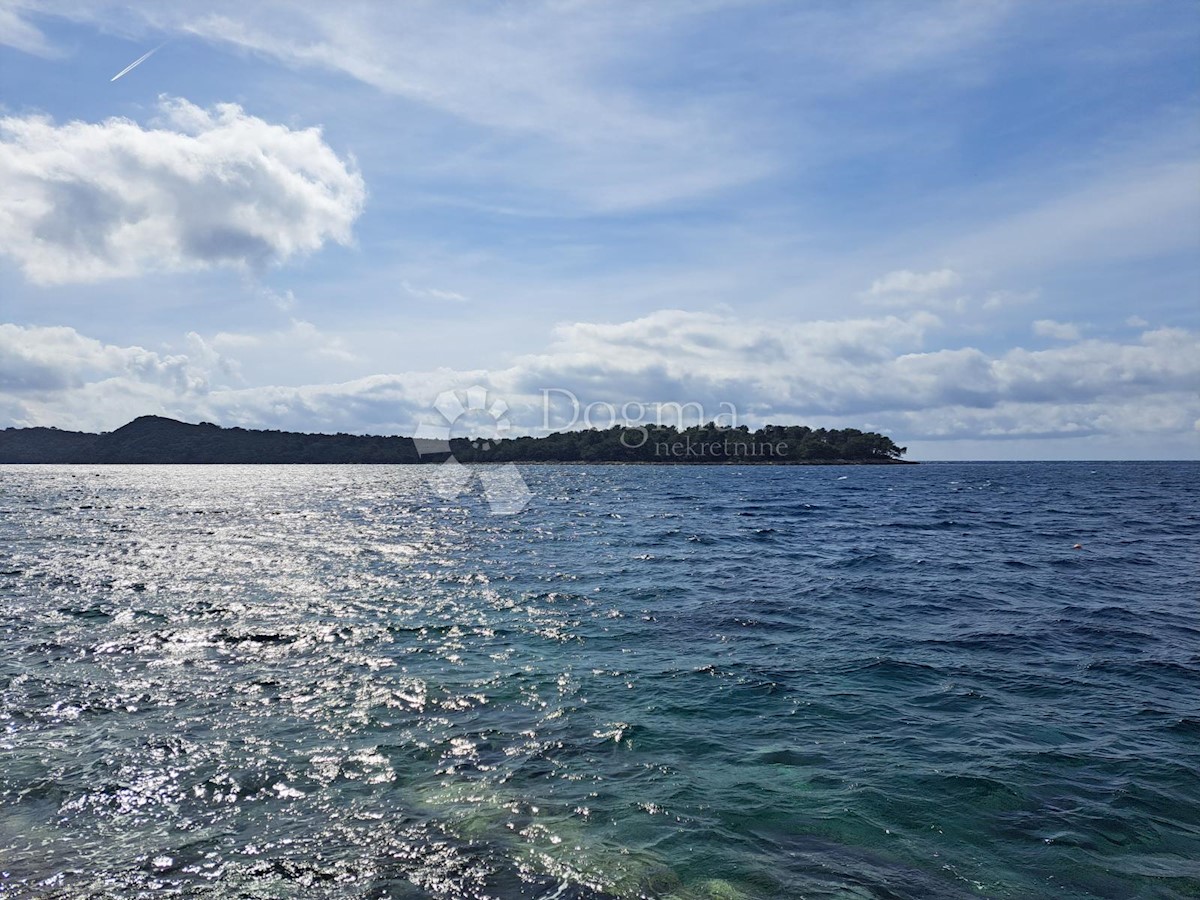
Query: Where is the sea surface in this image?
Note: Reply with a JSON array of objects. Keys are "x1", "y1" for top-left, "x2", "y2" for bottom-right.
[{"x1": 0, "y1": 462, "x2": 1198, "y2": 899}]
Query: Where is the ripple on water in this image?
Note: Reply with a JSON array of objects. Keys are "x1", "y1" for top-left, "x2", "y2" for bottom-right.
[{"x1": 0, "y1": 461, "x2": 1197, "y2": 898}]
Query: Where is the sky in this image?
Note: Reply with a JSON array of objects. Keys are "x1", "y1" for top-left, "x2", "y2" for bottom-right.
[{"x1": 0, "y1": 0, "x2": 1197, "y2": 460}]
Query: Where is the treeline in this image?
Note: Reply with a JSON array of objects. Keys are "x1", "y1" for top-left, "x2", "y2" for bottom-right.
[
  {"x1": 0, "y1": 416, "x2": 907, "y2": 464},
  {"x1": 451, "y1": 423, "x2": 907, "y2": 464},
  {"x1": 0, "y1": 417, "x2": 422, "y2": 464}
]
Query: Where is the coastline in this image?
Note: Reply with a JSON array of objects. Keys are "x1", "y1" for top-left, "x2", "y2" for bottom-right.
[
  {"x1": 0, "y1": 415, "x2": 912, "y2": 466},
  {"x1": 0, "y1": 458, "x2": 918, "y2": 466}
]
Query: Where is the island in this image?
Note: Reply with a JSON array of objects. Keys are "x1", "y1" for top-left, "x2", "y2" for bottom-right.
[{"x1": 0, "y1": 416, "x2": 910, "y2": 464}]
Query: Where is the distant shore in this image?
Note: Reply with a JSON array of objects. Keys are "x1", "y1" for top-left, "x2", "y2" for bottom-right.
[
  {"x1": 465, "y1": 458, "x2": 916, "y2": 466},
  {"x1": 0, "y1": 415, "x2": 912, "y2": 465}
]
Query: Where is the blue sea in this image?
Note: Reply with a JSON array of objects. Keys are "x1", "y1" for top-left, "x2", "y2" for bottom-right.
[{"x1": 1, "y1": 462, "x2": 1197, "y2": 899}]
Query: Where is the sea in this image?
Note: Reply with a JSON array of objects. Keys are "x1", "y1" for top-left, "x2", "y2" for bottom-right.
[{"x1": 0, "y1": 462, "x2": 1197, "y2": 899}]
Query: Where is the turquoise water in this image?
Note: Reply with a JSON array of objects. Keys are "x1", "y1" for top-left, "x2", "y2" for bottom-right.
[{"x1": 0, "y1": 462, "x2": 1197, "y2": 898}]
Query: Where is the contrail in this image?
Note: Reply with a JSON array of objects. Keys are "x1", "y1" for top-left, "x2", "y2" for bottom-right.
[{"x1": 110, "y1": 44, "x2": 162, "y2": 82}]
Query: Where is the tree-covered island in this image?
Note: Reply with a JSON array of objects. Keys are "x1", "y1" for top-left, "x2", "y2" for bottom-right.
[{"x1": 0, "y1": 416, "x2": 909, "y2": 464}]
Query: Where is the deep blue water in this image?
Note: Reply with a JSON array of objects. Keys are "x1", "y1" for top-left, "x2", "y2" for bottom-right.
[{"x1": 0, "y1": 462, "x2": 1197, "y2": 899}]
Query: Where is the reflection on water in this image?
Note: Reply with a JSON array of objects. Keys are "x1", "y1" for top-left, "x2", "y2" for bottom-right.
[{"x1": 1, "y1": 463, "x2": 1198, "y2": 898}]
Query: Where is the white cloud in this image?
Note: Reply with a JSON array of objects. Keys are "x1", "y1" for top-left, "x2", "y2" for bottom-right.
[
  {"x1": 1032, "y1": 319, "x2": 1082, "y2": 341},
  {"x1": 1126, "y1": 315, "x2": 1149, "y2": 328},
  {"x1": 863, "y1": 269, "x2": 967, "y2": 311},
  {"x1": 0, "y1": 322, "x2": 218, "y2": 430},
  {"x1": 0, "y1": 97, "x2": 365, "y2": 285},
  {"x1": 890, "y1": 394, "x2": 1200, "y2": 442},
  {"x1": 0, "y1": 323, "x2": 198, "y2": 392},
  {"x1": 868, "y1": 268, "x2": 962, "y2": 297}
]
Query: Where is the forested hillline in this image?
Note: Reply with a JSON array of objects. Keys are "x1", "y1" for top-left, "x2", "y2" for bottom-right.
[
  {"x1": 0, "y1": 416, "x2": 911, "y2": 464},
  {"x1": 449, "y1": 422, "x2": 908, "y2": 463}
]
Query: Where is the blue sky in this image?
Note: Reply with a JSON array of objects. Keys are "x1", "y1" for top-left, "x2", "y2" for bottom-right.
[{"x1": 0, "y1": 0, "x2": 1197, "y2": 459}]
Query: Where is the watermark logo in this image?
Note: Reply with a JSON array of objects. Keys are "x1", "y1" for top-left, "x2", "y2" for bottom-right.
[
  {"x1": 540, "y1": 389, "x2": 740, "y2": 431},
  {"x1": 621, "y1": 430, "x2": 787, "y2": 459},
  {"x1": 413, "y1": 385, "x2": 532, "y2": 515}
]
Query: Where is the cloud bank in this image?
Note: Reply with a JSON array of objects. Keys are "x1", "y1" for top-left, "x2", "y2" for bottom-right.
[
  {"x1": 0, "y1": 98, "x2": 365, "y2": 284},
  {"x1": 2, "y1": 312, "x2": 1196, "y2": 458}
]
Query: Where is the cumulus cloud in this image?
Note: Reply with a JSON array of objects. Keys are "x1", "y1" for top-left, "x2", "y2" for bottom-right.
[
  {"x1": 0, "y1": 97, "x2": 365, "y2": 284},
  {"x1": 2, "y1": 312, "x2": 1198, "y2": 457},
  {"x1": 0, "y1": 323, "x2": 220, "y2": 431},
  {"x1": 0, "y1": 323, "x2": 199, "y2": 392},
  {"x1": 1032, "y1": 319, "x2": 1082, "y2": 341}
]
